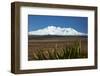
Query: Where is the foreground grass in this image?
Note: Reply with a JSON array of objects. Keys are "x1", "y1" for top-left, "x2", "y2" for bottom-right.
[{"x1": 31, "y1": 41, "x2": 85, "y2": 60}]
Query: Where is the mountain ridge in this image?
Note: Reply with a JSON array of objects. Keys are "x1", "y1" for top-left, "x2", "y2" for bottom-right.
[{"x1": 28, "y1": 26, "x2": 87, "y2": 36}]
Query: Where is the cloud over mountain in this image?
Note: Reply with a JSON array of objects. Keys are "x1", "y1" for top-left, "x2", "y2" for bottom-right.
[{"x1": 28, "y1": 26, "x2": 86, "y2": 36}]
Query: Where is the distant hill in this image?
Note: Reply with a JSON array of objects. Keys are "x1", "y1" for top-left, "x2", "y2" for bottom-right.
[{"x1": 28, "y1": 35, "x2": 88, "y2": 40}]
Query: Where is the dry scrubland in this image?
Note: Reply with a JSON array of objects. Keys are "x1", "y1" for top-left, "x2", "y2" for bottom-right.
[{"x1": 28, "y1": 35, "x2": 88, "y2": 60}]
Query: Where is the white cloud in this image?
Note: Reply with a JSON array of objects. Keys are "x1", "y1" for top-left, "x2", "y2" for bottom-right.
[{"x1": 28, "y1": 26, "x2": 87, "y2": 36}]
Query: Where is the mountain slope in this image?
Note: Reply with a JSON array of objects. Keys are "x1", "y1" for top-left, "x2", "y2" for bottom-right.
[{"x1": 28, "y1": 26, "x2": 86, "y2": 36}]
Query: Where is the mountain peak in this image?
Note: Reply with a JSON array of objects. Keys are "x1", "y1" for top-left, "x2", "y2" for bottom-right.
[{"x1": 28, "y1": 26, "x2": 87, "y2": 36}]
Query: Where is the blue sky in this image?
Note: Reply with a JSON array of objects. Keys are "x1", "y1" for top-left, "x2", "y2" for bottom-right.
[{"x1": 28, "y1": 15, "x2": 88, "y2": 33}]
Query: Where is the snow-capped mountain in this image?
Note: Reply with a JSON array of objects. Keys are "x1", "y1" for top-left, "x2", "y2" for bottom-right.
[{"x1": 28, "y1": 26, "x2": 87, "y2": 36}]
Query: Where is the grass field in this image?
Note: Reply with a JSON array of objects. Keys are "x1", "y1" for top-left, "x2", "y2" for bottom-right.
[{"x1": 28, "y1": 35, "x2": 88, "y2": 60}]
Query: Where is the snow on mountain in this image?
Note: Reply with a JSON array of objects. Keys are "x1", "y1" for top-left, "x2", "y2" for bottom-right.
[{"x1": 28, "y1": 26, "x2": 87, "y2": 36}]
